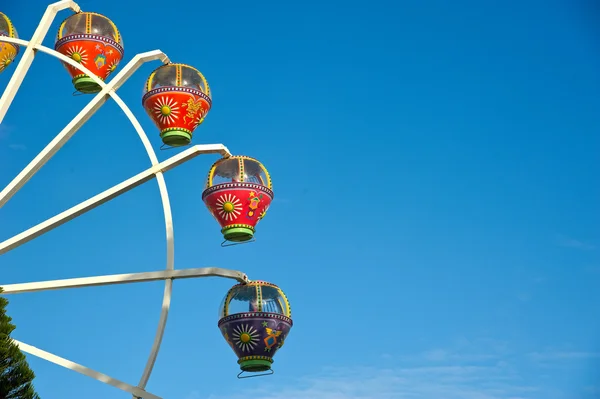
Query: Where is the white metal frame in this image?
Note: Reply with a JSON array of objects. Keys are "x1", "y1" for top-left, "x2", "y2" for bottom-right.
[{"x1": 0, "y1": 2, "x2": 246, "y2": 399}]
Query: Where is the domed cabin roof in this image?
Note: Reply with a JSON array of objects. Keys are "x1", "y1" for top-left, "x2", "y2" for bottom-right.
[
  {"x1": 143, "y1": 63, "x2": 211, "y2": 98},
  {"x1": 57, "y1": 12, "x2": 123, "y2": 48},
  {"x1": 0, "y1": 12, "x2": 18, "y2": 39},
  {"x1": 219, "y1": 280, "x2": 291, "y2": 320},
  {"x1": 206, "y1": 156, "x2": 272, "y2": 190}
]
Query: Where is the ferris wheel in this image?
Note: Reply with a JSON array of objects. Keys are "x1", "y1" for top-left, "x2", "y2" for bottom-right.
[{"x1": 0, "y1": 2, "x2": 293, "y2": 398}]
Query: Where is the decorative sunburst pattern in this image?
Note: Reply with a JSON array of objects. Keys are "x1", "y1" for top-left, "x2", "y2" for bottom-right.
[
  {"x1": 0, "y1": 49, "x2": 16, "y2": 72},
  {"x1": 153, "y1": 96, "x2": 180, "y2": 125},
  {"x1": 106, "y1": 59, "x2": 119, "y2": 77},
  {"x1": 259, "y1": 205, "x2": 269, "y2": 220},
  {"x1": 216, "y1": 193, "x2": 242, "y2": 221},
  {"x1": 65, "y1": 45, "x2": 88, "y2": 64},
  {"x1": 232, "y1": 324, "x2": 259, "y2": 352}
]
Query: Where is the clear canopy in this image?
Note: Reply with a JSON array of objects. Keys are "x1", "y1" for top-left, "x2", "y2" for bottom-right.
[
  {"x1": 0, "y1": 13, "x2": 18, "y2": 38},
  {"x1": 207, "y1": 157, "x2": 270, "y2": 188},
  {"x1": 144, "y1": 64, "x2": 210, "y2": 95},
  {"x1": 218, "y1": 282, "x2": 290, "y2": 319},
  {"x1": 57, "y1": 13, "x2": 122, "y2": 47}
]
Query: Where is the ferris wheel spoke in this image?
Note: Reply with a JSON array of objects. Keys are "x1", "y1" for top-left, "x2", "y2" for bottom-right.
[
  {"x1": 0, "y1": 2, "x2": 287, "y2": 395},
  {"x1": 0, "y1": 48, "x2": 170, "y2": 209},
  {"x1": 1, "y1": 23, "x2": 219, "y2": 393},
  {"x1": 1, "y1": 267, "x2": 249, "y2": 295},
  {"x1": 109, "y1": 94, "x2": 177, "y2": 390},
  {"x1": 0, "y1": 0, "x2": 80, "y2": 124},
  {"x1": 0, "y1": 144, "x2": 230, "y2": 256},
  {"x1": 12, "y1": 340, "x2": 162, "y2": 399}
]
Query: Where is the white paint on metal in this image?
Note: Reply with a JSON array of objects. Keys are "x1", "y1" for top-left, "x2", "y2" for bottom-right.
[
  {"x1": 0, "y1": 144, "x2": 230, "y2": 255},
  {"x1": 13, "y1": 340, "x2": 163, "y2": 399},
  {"x1": 1, "y1": 267, "x2": 249, "y2": 294},
  {"x1": 0, "y1": 0, "x2": 80, "y2": 123},
  {"x1": 0, "y1": 2, "x2": 238, "y2": 397}
]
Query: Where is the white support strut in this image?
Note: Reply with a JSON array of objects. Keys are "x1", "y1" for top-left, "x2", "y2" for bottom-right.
[
  {"x1": 0, "y1": 36, "x2": 180, "y2": 392},
  {"x1": 0, "y1": 46, "x2": 170, "y2": 209},
  {"x1": 13, "y1": 340, "x2": 162, "y2": 399},
  {"x1": 1, "y1": 267, "x2": 250, "y2": 294},
  {"x1": 0, "y1": 144, "x2": 230, "y2": 255},
  {"x1": 0, "y1": 33, "x2": 228, "y2": 395},
  {"x1": 0, "y1": 0, "x2": 80, "y2": 124},
  {"x1": 0, "y1": 2, "x2": 236, "y2": 397},
  {"x1": 4, "y1": 265, "x2": 250, "y2": 398}
]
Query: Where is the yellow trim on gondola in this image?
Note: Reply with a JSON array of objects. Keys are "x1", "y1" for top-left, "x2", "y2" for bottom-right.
[
  {"x1": 0, "y1": 12, "x2": 17, "y2": 38},
  {"x1": 57, "y1": 11, "x2": 79, "y2": 41},
  {"x1": 145, "y1": 68, "x2": 157, "y2": 93},
  {"x1": 84, "y1": 12, "x2": 122, "y2": 43},
  {"x1": 103, "y1": 14, "x2": 121, "y2": 44},
  {"x1": 57, "y1": 19, "x2": 67, "y2": 40},
  {"x1": 248, "y1": 281, "x2": 291, "y2": 318},
  {"x1": 276, "y1": 298, "x2": 285, "y2": 315},
  {"x1": 85, "y1": 12, "x2": 92, "y2": 34},
  {"x1": 206, "y1": 158, "x2": 220, "y2": 188},
  {"x1": 256, "y1": 284, "x2": 263, "y2": 312},
  {"x1": 223, "y1": 285, "x2": 236, "y2": 317},
  {"x1": 237, "y1": 155, "x2": 272, "y2": 190},
  {"x1": 206, "y1": 155, "x2": 272, "y2": 188},
  {"x1": 173, "y1": 62, "x2": 211, "y2": 98},
  {"x1": 221, "y1": 281, "x2": 291, "y2": 318},
  {"x1": 175, "y1": 64, "x2": 182, "y2": 87},
  {"x1": 56, "y1": 11, "x2": 122, "y2": 45},
  {"x1": 259, "y1": 162, "x2": 272, "y2": 190},
  {"x1": 145, "y1": 62, "x2": 210, "y2": 97},
  {"x1": 276, "y1": 286, "x2": 291, "y2": 318},
  {"x1": 238, "y1": 157, "x2": 245, "y2": 182}
]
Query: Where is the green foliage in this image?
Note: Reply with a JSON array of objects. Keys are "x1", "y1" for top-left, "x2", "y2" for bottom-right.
[{"x1": 0, "y1": 288, "x2": 40, "y2": 399}]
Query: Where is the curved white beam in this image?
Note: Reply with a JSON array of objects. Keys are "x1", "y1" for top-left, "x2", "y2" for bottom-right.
[
  {"x1": 0, "y1": 32, "x2": 231, "y2": 397},
  {"x1": 13, "y1": 340, "x2": 162, "y2": 399},
  {"x1": 107, "y1": 94, "x2": 175, "y2": 390},
  {"x1": 0, "y1": 38, "x2": 178, "y2": 391},
  {"x1": 0, "y1": 144, "x2": 229, "y2": 255},
  {"x1": 116, "y1": 88, "x2": 228, "y2": 389},
  {"x1": 26, "y1": 41, "x2": 175, "y2": 389},
  {"x1": 1, "y1": 267, "x2": 249, "y2": 294},
  {"x1": 0, "y1": 37, "x2": 169, "y2": 210},
  {"x1": 0, "y1": 0, "x2": 80, "y2": 123}
]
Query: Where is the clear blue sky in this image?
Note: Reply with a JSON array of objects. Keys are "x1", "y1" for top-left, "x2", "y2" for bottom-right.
[{"x1": 1, "y1": 0, "x2": 599, "y2": 398}]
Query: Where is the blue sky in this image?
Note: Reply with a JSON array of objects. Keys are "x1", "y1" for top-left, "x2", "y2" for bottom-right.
[{"x1": 1, "y1": 0, "x2": 599, "y2": 398}]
